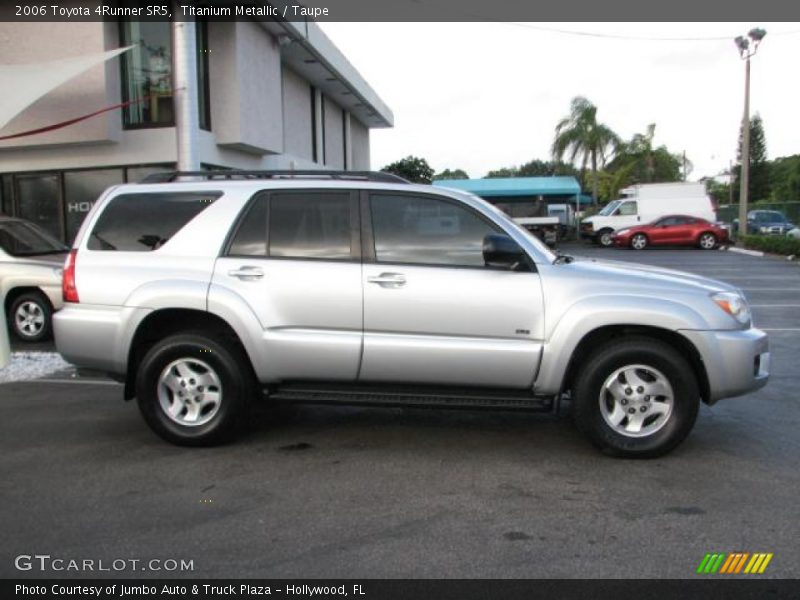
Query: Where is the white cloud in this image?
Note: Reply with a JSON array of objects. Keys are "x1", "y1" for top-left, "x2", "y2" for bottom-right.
[{"x1": 321, "y1": 22, "x2": 800, "y2": 180}]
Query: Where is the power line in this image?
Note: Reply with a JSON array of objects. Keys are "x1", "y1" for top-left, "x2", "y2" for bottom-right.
[{"x1": 498, "y1": 22, "x2": 800, "y2": 42}]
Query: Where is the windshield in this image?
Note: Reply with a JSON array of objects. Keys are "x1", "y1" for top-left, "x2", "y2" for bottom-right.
[
  {"x1": 598, "y1": 200, "x2": 622, "y2": 216},
  {"x1": 0, "y1": 220, "x2": 68, "y2": 257},
  {"x1": 459, "y1": 192, "x2": 557, "y2": 262},
  {"x1": 753, "y1": 211, "x2": 787, "y2": 223}
]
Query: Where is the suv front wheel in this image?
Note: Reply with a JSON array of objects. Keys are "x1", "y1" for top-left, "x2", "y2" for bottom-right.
[
  {"x1": 135, "y1": 332, "x2": 255, "y2": 446},
  {"x1": 572, "y1": 337, "x2": 699, "y2": 457}
]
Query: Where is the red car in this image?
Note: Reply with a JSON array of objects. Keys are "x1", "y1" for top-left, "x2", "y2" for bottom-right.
[{"x1": 611, "y1": 215, "x2": 729, "y2": 250}]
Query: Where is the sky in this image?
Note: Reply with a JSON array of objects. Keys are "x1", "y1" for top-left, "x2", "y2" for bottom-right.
[{"x1": 320, "y1": 22, "x2": 800, "y2": 182}]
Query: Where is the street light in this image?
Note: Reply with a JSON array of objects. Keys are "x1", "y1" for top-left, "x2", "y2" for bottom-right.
[{"x1": 734, "y1": 27, "x2": 766, "y2": 243}]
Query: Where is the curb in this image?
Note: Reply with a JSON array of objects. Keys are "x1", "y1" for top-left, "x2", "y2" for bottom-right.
[{"x1": 727, "y1": 246, "x2": 765, "y2": 258}]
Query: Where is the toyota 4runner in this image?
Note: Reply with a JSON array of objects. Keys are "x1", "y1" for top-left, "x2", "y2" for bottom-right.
[{"x1": 54, "y1": 171, "x2": 770, "y2": 457}]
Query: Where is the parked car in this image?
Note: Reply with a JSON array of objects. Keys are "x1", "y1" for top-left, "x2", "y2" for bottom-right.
[
  {"x1": 54, "y1": 171, "x2": 769, "y2": 457},
  {"x1": 581, "y1": 182, "x2": 716, "y2": 247},
  {"x1": 611, "y1": 215, "x2": 729, "y2": 250},
  {"x1": 0, "y1": 216, "x2": 67, "y2": 342},
  {"x1": 733, "y1": 210, "x2": 795, "y2": 236}
]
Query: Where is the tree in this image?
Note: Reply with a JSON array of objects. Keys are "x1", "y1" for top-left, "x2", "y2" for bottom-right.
[
  {"x1": 605, "y1": 123, "x2": 684, "y2": 185},
  {"x1": 433, "y1": 168, "x2": 469, "y2": 181},
  {"x1": 768, "y1": 155, "x2": 800, "y2": 201},
  {"x1": 484, "y1": 159, "x2": 578, "y2": 179},
  {"x1": 381, "y1": 156, "x2": 434, "y2": 184},
  {"x1": 552, "y1": 96, "x2": 620, "y2": 206},
  {"x1": 733, "y1": 113, "x2": 770, "y2": 202}
]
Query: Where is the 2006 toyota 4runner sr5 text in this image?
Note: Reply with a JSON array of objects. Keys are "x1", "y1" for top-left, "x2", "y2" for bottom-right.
[{"x1": 54, "y1": 171, "x2": 769, "y2": 457}]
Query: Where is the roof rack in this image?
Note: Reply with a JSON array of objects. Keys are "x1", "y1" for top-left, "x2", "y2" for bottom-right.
[{"x1": 140, "y1": 170, "x2": 410, "y2": 184}]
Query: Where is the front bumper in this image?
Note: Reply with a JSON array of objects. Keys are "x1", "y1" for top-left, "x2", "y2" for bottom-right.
[{"x1": 679, "y1": 327, "x2": 769, "y2": 402}]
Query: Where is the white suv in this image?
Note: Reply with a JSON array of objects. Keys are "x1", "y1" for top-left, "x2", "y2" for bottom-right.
[{"x1": 54, "y1": 171, "x2": 769, "y2": 457}]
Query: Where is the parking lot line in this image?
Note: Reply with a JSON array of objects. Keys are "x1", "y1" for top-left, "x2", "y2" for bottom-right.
[
  {"x1": 750, "y1": 304, "x2": 800, "y2": 308},
  {"x1": 23, "y1": 378, "x2": 121, "y2": 386},
  {"x1": 760, "y1": 328, "x2": 800, "y2": 332}
]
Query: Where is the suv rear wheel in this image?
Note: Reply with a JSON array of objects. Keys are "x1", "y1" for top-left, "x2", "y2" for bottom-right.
[
  {"x1": 572, "y1": 336, "x2": 699, "y2": 458},
  {"x1": 135, "y1": 332, "x2": 255, "y2": 446}
]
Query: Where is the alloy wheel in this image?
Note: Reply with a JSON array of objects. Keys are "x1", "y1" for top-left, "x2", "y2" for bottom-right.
[{"x1": 598, "y1": 364, "x2": 674, "y2": 438}]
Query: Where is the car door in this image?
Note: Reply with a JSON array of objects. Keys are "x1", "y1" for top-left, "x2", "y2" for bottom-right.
[
  {"x1": 651, "y1": 217, "x2": 687, "y2": 245},
  {"x1": 359, "y1": 191, "x2": 545, "y2": 389},
  {"x1": 615, "y1": 200, "x2": 640, "y2": 228},
  {"x1": 211, "y1": 189, "x2": 363, "y2": 382}
]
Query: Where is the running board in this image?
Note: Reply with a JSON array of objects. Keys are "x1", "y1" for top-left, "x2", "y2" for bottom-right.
[{"x1": 269, "y1": 383, "x2": 554, "y2": 413}]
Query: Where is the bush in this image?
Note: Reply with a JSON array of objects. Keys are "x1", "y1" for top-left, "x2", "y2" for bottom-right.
[{"x1": 742, "y1": 235, "x2": 800, "y2": 256}]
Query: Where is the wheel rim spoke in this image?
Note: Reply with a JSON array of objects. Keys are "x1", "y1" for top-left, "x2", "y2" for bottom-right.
[
  {"x1": 599, "y1": 363, "x2": 675, "y2": 439},
  {"x1": 157, "y1": 357, "x2": 223, "y2": 427}
]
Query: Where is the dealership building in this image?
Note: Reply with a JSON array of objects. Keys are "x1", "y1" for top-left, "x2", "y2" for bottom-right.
[{"x1": 0, "y1": 19, "x2": 393, "y2": 242}]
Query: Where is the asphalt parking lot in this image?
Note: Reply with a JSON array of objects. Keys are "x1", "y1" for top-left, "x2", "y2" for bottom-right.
[{"x1": 1, "y1": 243, "x2": 799, "y2": 579}]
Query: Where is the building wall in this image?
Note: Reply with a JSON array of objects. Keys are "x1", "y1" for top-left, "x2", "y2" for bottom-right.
[
  {"x1": 281, "y1": 67, "x2": 314, "y2": 163},
  {"x1": 209, "y1": 21, "x2": 283, "y2": 155},
  {"x1": 350, "y1": 117, "x2": 371, "y2": 170},
  {"x1": 0, "y1": 21, "x2": 120, "y2": 149},
  {"x1": 323, "y1": 96, "x2": 344, "y2": 169}
]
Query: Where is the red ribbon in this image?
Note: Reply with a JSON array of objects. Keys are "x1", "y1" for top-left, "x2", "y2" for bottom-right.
[{"x1": 0, "y1": 96, "x2": 152, "y2": 142}]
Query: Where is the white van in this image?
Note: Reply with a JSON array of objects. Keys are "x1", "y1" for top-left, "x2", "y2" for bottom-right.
[{"x1": 581, "y1": 182, "x2": 717, "y2": 247}]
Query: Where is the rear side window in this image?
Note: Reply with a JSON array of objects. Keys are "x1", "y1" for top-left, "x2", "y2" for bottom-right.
[
  {"x1": 87, "y1": 192, "x2": 220, "y2": 251},
  {"x1": 268, "y1": 192, "x2": 351, "y2": 259}
]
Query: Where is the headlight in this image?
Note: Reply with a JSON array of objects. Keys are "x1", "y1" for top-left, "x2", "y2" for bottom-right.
[
  {"x1": 760, "y1": 226, "x2": 769, "y2": 233},
  {"x1": 712, "y1": 292, "x2": 751, "y2": 325}
]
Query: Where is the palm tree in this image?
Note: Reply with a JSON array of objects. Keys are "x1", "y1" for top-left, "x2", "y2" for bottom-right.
[{"x1": 552, "y1": 97, "x2": 620, "y2": 206}]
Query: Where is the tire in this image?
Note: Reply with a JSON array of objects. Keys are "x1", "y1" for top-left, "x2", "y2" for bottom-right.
[
  {"x1": 698, "y1": 232, "x2": 717, "y2": 250},
  {"x1": 8, "y1": 291, "x2": 52, "y2": 342},
  {"x1": 630, "y1": 233, "x2": 648, "y2": 250},
  {"x1": 572, "y1": 336, "x2": 700, "y2": 458},
  {"x1": 135, "y1": 332, "x2": 256, "y2": 446},
  {"x1": 597, "y1": 229, "x2": 614, "y2": 247}
]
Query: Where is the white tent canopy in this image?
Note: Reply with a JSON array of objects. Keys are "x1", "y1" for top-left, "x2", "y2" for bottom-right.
[{"x1": 0, "y1": 46, "x2": 132, "y2": 131}]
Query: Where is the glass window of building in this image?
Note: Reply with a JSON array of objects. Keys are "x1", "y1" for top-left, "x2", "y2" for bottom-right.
[
  {"x1": 15, "y1": 173, "x2": 62, "y2": 241},
  {"x1": 120, "y1": 21, "x2": 174, "y2": 128},
  {"x1": 64, "y1": 169, "x2": 125, "y2": 243},
  {"x1": 196, "y1": 18, "x2": 211, "y2": 131}
]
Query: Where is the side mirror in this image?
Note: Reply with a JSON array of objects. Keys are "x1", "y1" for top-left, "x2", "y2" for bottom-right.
[{"x1": 483, "y1": 234, "x2": 526, "y2": 269}]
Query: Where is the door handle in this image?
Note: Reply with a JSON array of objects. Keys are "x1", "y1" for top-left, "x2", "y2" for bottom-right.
[
  {"x1": 367, "y1": 272, "x2": 406, "y2": 287},
  {"x1": 228, "y1": 266, "x2": 264, "y2": 280}
]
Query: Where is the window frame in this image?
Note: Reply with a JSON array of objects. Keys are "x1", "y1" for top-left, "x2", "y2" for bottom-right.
[
  {"x1": 363, "y1": 190, "x2": 516, "y2": 271},
  {"x1": 223, "y1": 189, "x2": 361, "y2": 263},
  {"x1": 119, "y1": 20, "x2": 175, "y2": 130}
]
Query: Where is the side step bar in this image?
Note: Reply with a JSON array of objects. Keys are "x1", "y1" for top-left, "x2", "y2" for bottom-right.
[{"x1": 269, "y1": 383, "x2": 554, "y2": 413}]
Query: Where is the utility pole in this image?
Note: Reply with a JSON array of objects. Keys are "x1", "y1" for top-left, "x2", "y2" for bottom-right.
[
  {"x1": 734, "y1": 28, "x2": 766, "y2": 243},
  {"x1": 173, "y1": 18, "x2": 200, "y2": 171}
]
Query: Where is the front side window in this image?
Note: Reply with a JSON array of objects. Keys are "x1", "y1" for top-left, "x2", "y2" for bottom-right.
[
  {"x1": 120, "y1": 21, "x2": 174, "y2": 128},
  {"x1": 370, "y1": 194, "x2": 498, "y2": 267},
  {"x1": 268, "y1": 192, "x2": 351, "y2": 259},
  {"x1": 87, "y1": 192, "x2": 220, "y2": 251}
]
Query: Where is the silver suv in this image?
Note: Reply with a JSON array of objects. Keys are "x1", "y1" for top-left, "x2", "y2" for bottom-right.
[{"x1": 54, "y1": 171, "x2": 770, "y2": 457}]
